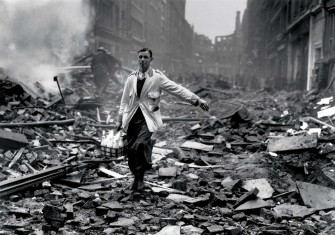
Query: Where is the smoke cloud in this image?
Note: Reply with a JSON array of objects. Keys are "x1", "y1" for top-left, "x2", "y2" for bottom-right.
[{"x1": 0, "y1": 0, "x2": 92, "y2": 99}]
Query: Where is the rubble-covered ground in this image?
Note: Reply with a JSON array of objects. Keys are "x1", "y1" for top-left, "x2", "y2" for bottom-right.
[{"x1": 2, "y1": 72, "x2": 335, "y2": 235}]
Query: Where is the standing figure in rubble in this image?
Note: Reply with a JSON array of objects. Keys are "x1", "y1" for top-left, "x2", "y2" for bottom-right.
[
  {"x1": 91, "y1": 47, "x2": 122, "y2": 96},
  {"x1": 116, "y1": 48, "x2": 209, "y2": 191}
]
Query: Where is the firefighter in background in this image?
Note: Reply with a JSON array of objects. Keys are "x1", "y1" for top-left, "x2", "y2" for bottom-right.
[{"x1": 91, "y1": 47, "x2": 122, "y2": 96}]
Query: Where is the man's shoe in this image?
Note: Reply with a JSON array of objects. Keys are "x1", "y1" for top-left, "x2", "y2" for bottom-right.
[
  {"x1": 137, "y1": 180, "x2": 145, "y2": 191},
  {"x1": 132, "y1": 180, "x2": 139, "y2": 190}
]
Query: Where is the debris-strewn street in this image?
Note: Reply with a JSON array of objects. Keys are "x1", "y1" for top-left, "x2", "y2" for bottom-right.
[{"x1": 1, "y1": 73, "x2": 335, "y2": 235}]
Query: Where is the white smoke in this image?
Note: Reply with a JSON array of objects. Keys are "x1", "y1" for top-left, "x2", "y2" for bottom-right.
[{"x1": 0, "y1": 0, "x2": 92, "y2": 99}]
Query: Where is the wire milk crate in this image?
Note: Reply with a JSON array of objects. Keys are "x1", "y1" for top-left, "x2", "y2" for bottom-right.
[{"x1": 100, "y1": 130, "x2": 128, "y2": 158}]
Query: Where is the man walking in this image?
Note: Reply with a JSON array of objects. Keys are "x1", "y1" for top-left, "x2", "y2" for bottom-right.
[{"x1": 116, "y1": 48, "x2": 209, "y2": 190}]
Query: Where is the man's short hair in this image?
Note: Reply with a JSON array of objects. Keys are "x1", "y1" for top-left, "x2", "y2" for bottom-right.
[
  {"x1": 97, "y1": 47, "x2": 106, "y2": 53},
  {"x1": 138, "y1": 48, "x2": 153, "y2": 58}
]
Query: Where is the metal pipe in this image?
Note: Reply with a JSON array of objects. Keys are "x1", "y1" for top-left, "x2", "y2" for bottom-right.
[
  {"x1": 302, "y1": 116, "x2": 335, "y2": 131},
  {"x1": 0, "y1": 119, "x2": 75, "y2": 128},
  {"x1": 53, "y1": 76, "x2": 65, "y2": 104}
]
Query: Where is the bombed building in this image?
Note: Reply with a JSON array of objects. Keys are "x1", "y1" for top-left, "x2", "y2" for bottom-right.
[
  {"x1": 239, "y1": 0, "x2": 335, "y2": 92},
  {"x1": 2, "y1": 1, "x2": 335, "y2": 235}
]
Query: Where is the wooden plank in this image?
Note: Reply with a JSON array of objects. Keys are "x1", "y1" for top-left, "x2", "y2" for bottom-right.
[
  {"x1": 267, "y1": 134, "x2": 317, "y2": 152},
  {"x1": 166, "y1": 194, "x2": 195, "y2": 203},
  {"x1": 154, "y1": 141, "x2": 167, "y2": 148},
  {"x1": 8, "y1": 148, "x2": 25, "y2": 169},
  {"x1": 0, "y1": 130, "x2": 29, "y2": 149},
  {"x1": 317, "y1": 106, "x2": 335, "y2": 118},
  {"x1": 147, "y1": 182, "x2": 184, "y2": 194},
  {"x1": 78, "y1": 184, "x2": 104, "y2": 191},
  {"x1": 325, "y1": 63, "x2": 335, "y2": 95},
  {"x1": 162, "y1": 117, "x2": 212, "y2": 122},
  {"x1": 96, "y1": 107, "x2": 101, "y2": 123},
  {"x1": 153, "y1": 147, "x2": 174, "y2": 157},
  {"x1": 180, "y1": 141, "x2": 213, "y2": 152},
  {"x1": 175, "y1": 162, "x2": 225, "y2": 169},
  {"x1": 82, "y1": 177, "x2": 129, "y2": 185},
  {"x1": 98, "y1": 167, "x2": 125, "y2": 179}
]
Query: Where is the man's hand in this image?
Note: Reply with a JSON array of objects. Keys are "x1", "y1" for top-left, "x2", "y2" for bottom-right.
[
  {"x1": 115, "y1": 121, "x2": 122, "y2": 132},
  {"x1": 198, "y1": 99, "x2": 209, "y2": 111}
]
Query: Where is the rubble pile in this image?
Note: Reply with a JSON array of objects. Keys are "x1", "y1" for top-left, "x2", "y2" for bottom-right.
[{"x1": 2, "y1": 77, "x2": 335, "y2": 235}]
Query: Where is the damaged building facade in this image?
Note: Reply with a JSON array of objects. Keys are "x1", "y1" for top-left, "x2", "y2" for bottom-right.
[
  {"x1": 192, "y1": 33, "x2": 213, "y2": 74},
  {"x1": 87, "y1": 0, "x2": 194, "y2": 75},
  {"x1": 213, "y1": 11, "x2": 242, "y2": 86},
  {"x1": 240, "y1": 0, "x2": 335, "y2": 91},
  {"x1": 87, "y1": 0, "x2": 244, "y2": 81}
]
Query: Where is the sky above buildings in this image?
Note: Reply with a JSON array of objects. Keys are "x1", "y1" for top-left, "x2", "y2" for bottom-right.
[{"x1": 185, "y1": 0, "x2": 248, "y2": 43}]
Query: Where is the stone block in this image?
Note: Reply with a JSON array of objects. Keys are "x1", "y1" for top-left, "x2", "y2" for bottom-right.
[{"x1": 159, "y1": 167, "x2": 177, "y2": 177}]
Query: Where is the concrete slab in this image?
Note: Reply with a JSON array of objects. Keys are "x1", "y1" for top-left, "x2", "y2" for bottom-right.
[
  {"x1": 181, "y1": 225, "x2": 204, "y2": 235},
  {"x1": 159, "y1": 167, "x2": 177, "y2": 177},
  {"x1": 268, "y1": 134, "x2": 317, "y2": 152},
  {"x1": 221, "y1": 177, "x2": 241, "y2": 191},
  {"x1": 184, "y1": 194, "x2": 211, "y2": 207},
  {"x1": 109, "y1": 218, "x2": 134, "y2": 227},
  {"x1": 207, "y1": 225, "x2": 224, "y2": 233},
  {"x1": 297, "y1": 181, "x2": 335, "y2": 210},
  {"x1": 273, "y1": 203, "x2": 315, "y2": 218},
  {"x1": 235, "y1": 197, "x2": 271, "y2": 211},
  {"x1": 60, "y1": 170, "x2": 85, "y2": 185},
  {"x1": 242, "y1": 178, "x2": 274, "y2": 199},
  {"x1": 102, "y1": 201, "x2": 124, "y2": 211},
  {"x1": 154, "y1": 225, "x2": 180, "y2": 235}
]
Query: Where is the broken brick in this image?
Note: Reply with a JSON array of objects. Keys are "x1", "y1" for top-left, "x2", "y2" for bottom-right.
[
  {"x1": 225, "y1": 226, "x2": 242, "y2": 235},
  {"x1": 96, "y1": 206, "x2": 109, "y2": 216},
  {"x1": 42, "y1": 204, "x2": 66, "y2": 229},
  {"x1": 106, "y1": 211, "x2": 118, "y2": 223},
  {"x1": 160, "y1": 217, "x2": 177, "y2": 227}
]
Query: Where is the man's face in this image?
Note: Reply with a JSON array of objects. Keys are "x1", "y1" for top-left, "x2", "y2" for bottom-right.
[{"x1": 138, "y1": 51, "x2": 152, "y2": 72}]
